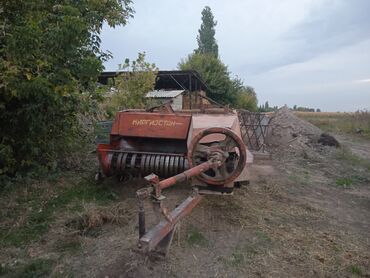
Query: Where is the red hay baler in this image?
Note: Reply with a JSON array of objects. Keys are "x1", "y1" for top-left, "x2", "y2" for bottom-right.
[{"x1": 96, "y1": 107, "x2": 250, "y2": 254}]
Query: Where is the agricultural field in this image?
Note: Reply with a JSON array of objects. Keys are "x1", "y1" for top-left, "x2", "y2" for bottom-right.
[
  {"x1": 1, "y1": 111, "x2": 370, "y2": 277},
  {"x1": 294, "y1": 111, "x2": 370, "y2": 139}
]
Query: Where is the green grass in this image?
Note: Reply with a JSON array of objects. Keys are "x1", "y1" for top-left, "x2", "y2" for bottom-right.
[
  {"x1": 0, "y1": 175, "x2": 118, "y2": 247},
  {"x1": 335, "y1": 177, "x2": 353, "y2": 188},
  {"x1": 229, "y1": 246, "x2": 258, "y2": 266},
  {"x1": 229, "y1": 251, "x2": 244, "y2": 266},
  {"x1": 186, "y1": 225, "x2": 208, "y2": 247},
  {"x1": 54, "y1": 238, "x2": 82, "y2": 254},
  {"x1": 288, "y1": 171, "x2": 310, "y2": 186},
  {"x1": 223, "y1": 230, "x2": 273, "y2": 268},
  {"x1": 255, "y1": 230, "x2": 272, "y2": 244},
  {"x1": 349, "y1": 265, "x2": 364, "y2": 276},
  {"x1": 336, "y1": 147, "x2": 370, "y2": 171},
  {"x1": 0, "y1": 264, "x2": 12, "y2": 276},
  {"x1": 1, "y1": 258, "x2": 54, "y2": 278}
]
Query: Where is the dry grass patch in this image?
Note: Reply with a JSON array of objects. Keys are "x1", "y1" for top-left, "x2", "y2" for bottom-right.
[{"x1": 66, "y1": 202, "x2": 135, "y2": 236}]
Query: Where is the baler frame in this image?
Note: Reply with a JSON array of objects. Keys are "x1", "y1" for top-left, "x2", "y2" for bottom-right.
[{"x1": 95, "y1": 106, "x2": 250, "y2": 255}]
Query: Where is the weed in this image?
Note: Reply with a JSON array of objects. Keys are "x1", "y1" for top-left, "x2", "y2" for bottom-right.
[
  {"x1": 224, "y1": 230, "x2": 272, "y2": 268},
  {"x1": 335, "y1": 178, "x2": 353, "y2": 188},
  {"x1": 0, "y1": 264, "x2": 11, "y2": 275},
  {"x1": 3, "y1": 259, "x2": 55, "y2": 278},
  {"x1": 336, "y1": 147, "x2": 370, "y2": 171},
  {"x1": 186, "y1": 225, "x2": 208, "y2": 247},
  {"x1": 230, "y1": 251, "x2": 244, "y2": 266},
  {"x1": 256, "y1": 230, "x2": 272, "y2": 244},
  {"x1": 54, "y1": 238, "x2": 82, "y2": 254},
  {"x1": 228, "y1": 245, "x2": 258, "y2": 267},
  {"x1": 1, "y1": 223, "x2": 49, "y2": 247},
  {"x1": 21, "y1": 259, "x2": 53, "y2": 277},
  {"x1": 288, "y1": 172, "x2": 310, "y2": 186},
  {"x1": 331, "y1": 243, "x2": 342, "y2": 252},
  {"x1": 351, "y1": 174, "x2": 369, "y2": 184},
  {"x1": 349, "y1": 265, "x2": 363, "y2": 276},
  {"x1": 303, "y1": 150, "x2": 309, "y2": 159}
]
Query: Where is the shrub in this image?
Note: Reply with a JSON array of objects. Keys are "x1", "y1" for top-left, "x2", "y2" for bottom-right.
[{"x1": 0, "y1": 0, "x2": 134, "y2": 180}]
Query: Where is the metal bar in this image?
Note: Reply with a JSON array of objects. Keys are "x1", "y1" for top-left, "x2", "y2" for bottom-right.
[
  {"x1": 158, "y1": 161, "x2": 213, "y2": 190},
  {"x1": 138, "y1": 203, "x2": 146, "y2": 238},
  {"x1": 189, "y1": 73, "x2": 192, "y2": 110},
  {"x1": 97, "y1": 149, "x2": 186, "y2": 157},
  {"x1": 169, "y1": 74, "x2": 187, "y2": 91},
  {"x1": 157, "y1": 71, "x2": 214, "y2": 95},
  {"x1": 139, "y1": 194, "x2": 203, "y2": 251}
]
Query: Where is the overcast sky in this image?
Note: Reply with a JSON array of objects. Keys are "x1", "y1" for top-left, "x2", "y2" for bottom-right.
[{"x1": 101, "y1": 0, "x2": 370, "y2": 112}]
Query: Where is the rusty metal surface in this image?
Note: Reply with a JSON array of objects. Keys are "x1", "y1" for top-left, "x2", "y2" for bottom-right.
[
  {"x1": 102, "y1": 152, "x2": 188, "y2": 178},
  {"x1": 94, "y1": 108, "x2": 253, "y2": 256},
  {"x1": 238, "y1": 110, "x2": 271, "y2": 151},
  {"x1": 111, "y1": 112, "x2": 191, "y2": 140},
  {"x1": 97, "y1": 110, "x2": 248, "y2": 188},
  {"x1": 139, "y1": 194, "x2": 203, "y2": 251},
  {"x1": 187, "y1": 127, "x2": 247, "y2": 186},
  {"x1": 189, "y1": 114, "x2": 241, "y2": 144},
  {"x1": 157, "y1": 161, "x2": 214, "y2": 190}
]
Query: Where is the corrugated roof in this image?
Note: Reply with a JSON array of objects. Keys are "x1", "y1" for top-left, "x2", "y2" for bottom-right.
[{"x1": 146, "y1": 90, "x2": 185, "y2": 98}]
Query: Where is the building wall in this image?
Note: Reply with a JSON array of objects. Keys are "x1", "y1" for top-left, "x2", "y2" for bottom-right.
[
  {"x1": 172, "y1": 94, "x2": 183, "y2": 110},
  {"x1": 182, "y1": 90, "x2": 211, "y2": 109},
  {"x1": 146, "y1": 95, "x2": 183, "y2": 111},
  {"x1": 147, "y1": 90, "x2": 217, "y2": 111}
]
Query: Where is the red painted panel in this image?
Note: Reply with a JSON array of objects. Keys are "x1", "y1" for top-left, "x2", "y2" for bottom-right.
[{"x1": 111, "y1": 112, "x2": 191, "y2": 139}]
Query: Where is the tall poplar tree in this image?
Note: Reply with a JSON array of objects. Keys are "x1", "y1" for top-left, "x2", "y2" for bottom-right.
[
  {"x1": 196, "y1": 6, "x2": 218, "y2": 57},
  {"x1": 180, "y1": 5, "x2": 258, "y2": 110}
]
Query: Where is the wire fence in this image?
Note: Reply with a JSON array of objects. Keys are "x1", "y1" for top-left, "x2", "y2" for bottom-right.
[{"x1": 238, "y1": 110, "x2": 271, "y2": 152}]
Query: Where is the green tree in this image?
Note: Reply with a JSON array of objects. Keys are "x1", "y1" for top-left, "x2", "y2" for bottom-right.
[
  {"x1": 196, "y1": 6, "x2": 218, "y2": 57},
  {"x1": 0, "y1": 0, "x2": 134, "y2": 179},
  {"x1": 235, "y1": 86, "x2": 258, "y2": 111},
  {"x1": 106, "y1": 53, "x2": 157, "y2": 115},
  {"x1": 179, "y1": 53, "x2": 237, "y2": 104},
  {"x1": 179, "y1": 6, "x2": 257, "y2": 109}
]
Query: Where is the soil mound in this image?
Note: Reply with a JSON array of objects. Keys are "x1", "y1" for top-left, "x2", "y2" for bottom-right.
[
  {"x1": 266, "y1": 106, "x2": 322, "y2": 147},
  {"x1": 318, "y1": 133, "x2": 340, "y2": 147}
]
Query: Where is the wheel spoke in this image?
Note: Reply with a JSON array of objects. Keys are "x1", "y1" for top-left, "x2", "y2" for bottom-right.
[
  {"x1": 194, "y1": 144, "x2": 210, "y2": 155},
  {"x1": 212, "y1": 164, "x2": 228, "y2": 179},
  {"x1": 220, "y1": 137, "x2": 238, "y2": 152}
]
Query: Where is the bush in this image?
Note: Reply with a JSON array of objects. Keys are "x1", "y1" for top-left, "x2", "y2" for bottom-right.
[{"x1": 0, "y1": 0, "x2": 133, "y2": 180}]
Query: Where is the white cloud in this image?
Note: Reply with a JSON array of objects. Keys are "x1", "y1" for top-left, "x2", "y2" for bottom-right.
[
  {"x1": 100, "y1": 0, "x2": 370, "y2": 111},
  {"x1": 354, "y1": 79, "x2": 370, "y2": 84},
  {"x1": 248, "y1": 39, "x2": 370, "y2": 111}
]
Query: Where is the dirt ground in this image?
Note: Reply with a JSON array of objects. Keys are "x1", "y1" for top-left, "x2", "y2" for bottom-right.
[
  {"x1": 99, "y1": 133, "x2": 370, "y2": 278},
  {"x1": 1, "y1": 131, "x2": 370, "y2": 277}
]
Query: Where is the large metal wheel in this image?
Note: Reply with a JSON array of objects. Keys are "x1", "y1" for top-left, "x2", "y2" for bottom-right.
[{"x1": 187, "y1": 127, "x2": 247, "y2": 186}]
